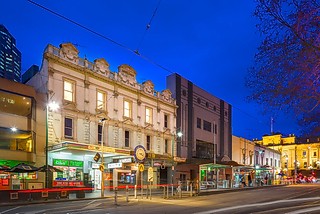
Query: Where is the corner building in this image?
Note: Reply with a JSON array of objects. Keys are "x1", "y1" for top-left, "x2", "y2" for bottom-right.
[{"x1": 27, "y1": 43, "x2": 177, "y2": 189}]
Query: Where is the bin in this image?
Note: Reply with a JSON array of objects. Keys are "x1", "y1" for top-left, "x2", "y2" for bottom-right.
[{"x1": 76, "y1": 190, "x2": 85, "y2": 198}]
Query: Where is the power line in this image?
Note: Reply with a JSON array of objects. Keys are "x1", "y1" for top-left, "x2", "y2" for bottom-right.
[
  {"x1": 135, "y1": 0, "x2": 162, "y2": 53},
  {"x1": 27, "y1": 0, "x2": 174, "y2": 75},
  {"x1": 26, "y1": 0, "x2": 272, "y2": 135}
]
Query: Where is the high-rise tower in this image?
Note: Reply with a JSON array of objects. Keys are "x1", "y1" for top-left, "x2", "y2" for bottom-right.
[{"x1": 0, "y1": 24, "x2": 21, "y2": 82}]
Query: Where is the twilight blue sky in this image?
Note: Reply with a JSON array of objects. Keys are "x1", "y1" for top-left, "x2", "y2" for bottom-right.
[{"x1": 0, "y1": 0, "x2": 300, "y2": 139}]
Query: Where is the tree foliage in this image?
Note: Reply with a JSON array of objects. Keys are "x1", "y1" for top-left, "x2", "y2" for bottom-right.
[{"x1": 246, "y1": 0, "x2": 320, "y2": 136}]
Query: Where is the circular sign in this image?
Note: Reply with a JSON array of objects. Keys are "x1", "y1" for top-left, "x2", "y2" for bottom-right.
[{"x1": 134, "y1": 145, "x2": 146, "y2": 162}]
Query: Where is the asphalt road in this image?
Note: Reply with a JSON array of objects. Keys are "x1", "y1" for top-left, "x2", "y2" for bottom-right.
[{"x1": 1, "y1": 184, "x2": 320, "y2": 214}]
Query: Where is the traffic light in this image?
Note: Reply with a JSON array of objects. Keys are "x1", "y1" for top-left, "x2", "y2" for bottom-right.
[{"x1": 93, "y1": 152, "x2": 101, "y2": 162}]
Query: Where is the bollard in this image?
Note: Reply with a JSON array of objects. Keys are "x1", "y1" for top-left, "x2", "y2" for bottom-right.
[
  {"x1": 163, "y1": 186, "x2": 166, "y2": 198},
  {"x1": 134, "y1": 185, "x2": 137, "y2": 199},
  {"x1": 146, "y1": 184, "x2": 149, "y2": 199},
  {"x1": 114, "y1": 187, "x2": 118, "y2": 205},
  {"x1": 126, "y1": 185, "x2": 129, "y2": 202},
  {"x1": 190, "y1": 183, "x2": 193, "y2": 197},
  {"x1": 171, "y1": 184, "x2": 174, "y2": 197},
  {"x1": 166, "y1": 185, "x2": 169, "y2": 199},
  {"x1": 150, "y1": 184, "x2": 152, "y2": 200}
]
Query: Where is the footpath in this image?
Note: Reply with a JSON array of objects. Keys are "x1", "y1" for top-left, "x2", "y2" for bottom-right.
[{"x1": 0, "y1": 184, "x2": 286, "y2": 207}]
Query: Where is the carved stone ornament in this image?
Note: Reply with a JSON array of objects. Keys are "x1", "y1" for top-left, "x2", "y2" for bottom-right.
[
  {"x1": 59, "y1": 43, "x2": 79, "y2": 63},
  {"x1": 118, "y1": 64, "x2": 137, "y2": 87},
  {"x1": 142, "y1": 80, "x2": 154, "y2": 95},
  {"x1": 161, "y1": 89, "x2": 172, "y2": 102},
  {"x1": 94, "y1": 58, "x2": 110, "y2": 76}
]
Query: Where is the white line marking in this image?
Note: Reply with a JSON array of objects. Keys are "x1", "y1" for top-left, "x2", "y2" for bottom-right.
[
  {"x1": 286, "y1": 206, "x2": 320, "y2": 214},
  {"x1": 193, "y1": 197, "x2": 320, "y2": 214},
  {"x1": 0, "y1": 206, "x2": 21, "y2": 214}
]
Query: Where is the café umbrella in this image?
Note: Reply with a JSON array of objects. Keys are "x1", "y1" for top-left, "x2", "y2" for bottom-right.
[
  {"x1": 8, "y1": 163, "x2": 38, "y2": 173},
  {"x1": 37, "y1": 165, "x2": 63, "y2": 173}
]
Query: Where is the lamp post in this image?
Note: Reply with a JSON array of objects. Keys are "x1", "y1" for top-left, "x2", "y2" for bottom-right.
[
  {"x1": 99, "y1": 118, "x2": 107, "y2": 197},
  {"x1": 45, "y1": 101, "x2": 59, "y2": 188},
  {"x1": 171, "y1": 131, "x2": 182, "y2": 193}
]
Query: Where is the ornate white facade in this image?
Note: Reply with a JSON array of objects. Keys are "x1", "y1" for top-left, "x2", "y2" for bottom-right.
[{"x1": 28, "y1": 43, "x2": 177, "y2": 188}]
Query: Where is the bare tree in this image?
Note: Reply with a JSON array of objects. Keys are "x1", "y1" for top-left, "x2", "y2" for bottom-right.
[{"x1": 246, "y1": 0, "x2": 320, "y2": 136}]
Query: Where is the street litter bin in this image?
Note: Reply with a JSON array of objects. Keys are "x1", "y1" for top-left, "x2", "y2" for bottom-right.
[{"x1": 76, "y1": 190, "x2": 85, "y2": 198}]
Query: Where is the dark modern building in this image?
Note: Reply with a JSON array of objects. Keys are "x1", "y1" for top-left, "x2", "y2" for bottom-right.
[
  {"x1": 167, "y1": 73, "x2": 232, "y2": 182},
  {"x1": 0, "y1": 24, "x2": 21, "y2": 82},
  {"x1": 22, "y1": 64, "x2": 39, "y2": 83}
]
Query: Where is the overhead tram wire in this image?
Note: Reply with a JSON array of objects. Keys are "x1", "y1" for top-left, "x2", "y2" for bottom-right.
[
  {"x1": 135, "y1": 0, "x2": 162, "y2": 55},
  {"x1": 27, "y1": 0, "x2": 267, "y2": 132},
  {"x1": 27, "y1": 0, "x2": 174, "y2": 75}
]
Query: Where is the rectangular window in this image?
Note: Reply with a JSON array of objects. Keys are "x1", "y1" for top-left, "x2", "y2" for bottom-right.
[
  {"x1": 266, "y1": 158, "x2": 269, "y2": 166},
  {"x1": 64, "y1": 80, "x2": 74, "y2": 102},
  {"x1": 146, "y1": 135, "x2": 151, "y2": 151},
  {"x1": 145, "y1": 107, "x2": 153, "y2": 124},
  {"x1": 164, "y1": 114, "x2": 169, "y2": 128},
  {"x1": 275, "y1": 159, "x2": 277, "y2": 167},
  {"x1": 97, "y1": 91, "x2": 106, "y2": 110},
  {"x1": 270, "y1": 158, "x2": 273, "y2": 166},
  {"x1": 165, "y1": 139, "x2": 168, "y2": 153},
  {"x1": 203, "y1": 120, "x2": 212, "y2": 132},
  {"x1": 302, "y1": 151, "x2": 307, "y2": 158},
  {"x1": 303, "y1": 162, "x2": 307, "y2": 168},
  {"x1": 124, "y1": 100, "x2": 132, "y2": 118},
  {"x1": 197, "y1": 118, "x2": 201, "y2": 129},
  {"x1": 98, "y1": 124, "x2": 102, "y2": 145},
  {"x1": 64, "y1": 117, "x2": 73, "y2": 138},
  {"x1": 214, "y1": 124, "x2": 217, "y2": 134},
  {"x1": 125, "y1": 130, "x2": 130, "y2": 147}
]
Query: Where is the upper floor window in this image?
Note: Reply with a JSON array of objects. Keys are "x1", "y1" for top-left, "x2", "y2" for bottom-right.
[
  {"x1": 266, "y1": 158, "x2": 269, "y2": 166},
  {"x1": 125, "y1": 130, "x2": 130, "y2": 147},
  {"x1": 64, "y1": 117, "x2": 73, "y2": 139},
  {"x1": 123, "y1": 100, "x2": 132, "y2": 118},
  {"x1": 145, "y1": 107, "x2": 153, "y2": 124},
  {"x1": 197, "y1": 118, "x2": 201, "y2": 129},
  {"x1": 63, "y1": 80, "x2": 75, "y2": 102},
  {"x1": 164, "y1": 114, "x2": 169, "y2": 128},
  {"x1": 203, "y1": 120, "x2": 212, "y2": 132},
  {"x1": 302, "y1": 150, "x2": 307, "y2": 158},
  {"x1": 98, "y1": 124, "x2": 102, "y2": 145},
  {"x1": 146, "y1": 135, "x2": 151, "y2": 151},
  {"x1": 165, "y1": 139, "x2": 168, "y2": 153},
  {"x1": 97, "y1": 91, "x2": 106, "y2": 111}
]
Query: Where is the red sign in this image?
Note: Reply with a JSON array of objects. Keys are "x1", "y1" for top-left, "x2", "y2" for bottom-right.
[{"x1": 53, "y1": 181, "x2": 84, "y2": 187}]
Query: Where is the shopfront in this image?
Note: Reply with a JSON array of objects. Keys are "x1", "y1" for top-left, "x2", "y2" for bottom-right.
[{"x1": 52, "y1": 159, "x2": 84, "y2": 187}]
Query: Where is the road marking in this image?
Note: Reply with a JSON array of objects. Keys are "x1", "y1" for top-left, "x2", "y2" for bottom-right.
[
  {"x1": 286, "y1": 206, "x2": 320, "y2": 214},
  {"x1": 194, "y1": 197, "x2": 320, "y2": 214},
  {"x1": 0, "y1": 206, "x2": 21, "y2": 214}
]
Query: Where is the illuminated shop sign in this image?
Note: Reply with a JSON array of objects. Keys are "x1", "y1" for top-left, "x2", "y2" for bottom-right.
[
  {"x1": 118, "y1": 158, "x2": 132, "y2": 163},
  {"x1": 53, "y1": 159, "x2": 83, "y2": 167},
  {"x1": 107, "y1": 163, "x2": 122, "y2": 169}
]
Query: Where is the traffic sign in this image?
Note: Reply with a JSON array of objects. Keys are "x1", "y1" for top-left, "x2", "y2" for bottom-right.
[
  {"x1": 93, "y1": 152, "x2": 101, "y2": 162},
  {"x1": 148, "y1": 167, "x2": 153, "y2": 182},
  {"x1": 99, "y1": 164, "x2": 105, "y2": 171},
  {"x1": 138, "y1": 164, "x2": 144, "y2": 172}
]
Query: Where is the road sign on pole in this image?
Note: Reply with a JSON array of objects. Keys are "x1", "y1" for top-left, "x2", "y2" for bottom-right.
[
  {"x1": 138, "y1": 164, "x2": 144, "y2": 172},
  {"x1": 148, "y1": 167, "x2": 153, "y2": 182}
]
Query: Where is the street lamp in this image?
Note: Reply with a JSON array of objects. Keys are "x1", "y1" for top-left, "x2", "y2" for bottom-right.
[
  {"x1": 171, "y1": 130, "x2": 182, "y2": 195},
  {"x1": 99, "y1": 118, "x2": 107, "y2": 197},
  {"x1": 45, "y1": 101, "x2": 59, "y2": 188}
]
